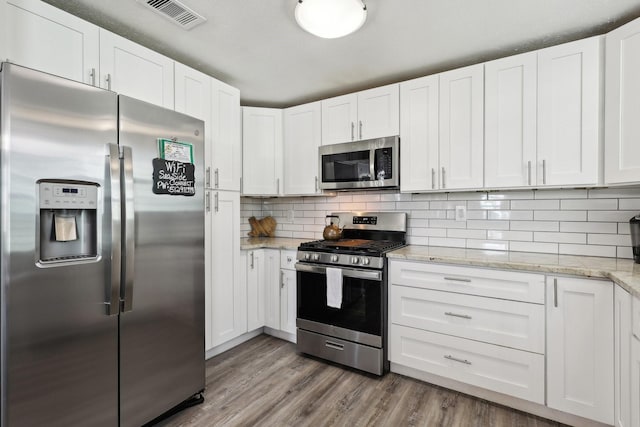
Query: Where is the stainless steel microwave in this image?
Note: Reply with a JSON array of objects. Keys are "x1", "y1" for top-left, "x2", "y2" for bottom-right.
[{"x1": 318, "y1": 136, "x2": 399, "y2": 190}]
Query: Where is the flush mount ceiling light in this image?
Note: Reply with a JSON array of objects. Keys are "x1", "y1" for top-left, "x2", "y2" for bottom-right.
[{"x1": 295, "y1": 0, "x2": 367, "y2": 39}]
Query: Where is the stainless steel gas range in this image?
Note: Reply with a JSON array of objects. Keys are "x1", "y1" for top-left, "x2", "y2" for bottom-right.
[{"x1": 295, "y1": 212, "x2": 407, "y2": 375}]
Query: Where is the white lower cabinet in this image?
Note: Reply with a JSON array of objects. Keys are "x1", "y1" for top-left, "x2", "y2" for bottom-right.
[
  {"x1": 546, "y1": 276, "x2": 614, "y2": 425},
  {"x1": 280, "y1": 250, "x2": 297, "y2": 336},
  {"x1": 615, "y1": 285, "x2": 632, "y2": 427},
  {"x1": 246, "y1": 249, "x2": 265, "y2": 331},
  {"x1": 632, "y1": 336, "x2": 640, "y2": 427},
  {"x1": 390, "y1": 324, "x2": 545, "y2": 403}
]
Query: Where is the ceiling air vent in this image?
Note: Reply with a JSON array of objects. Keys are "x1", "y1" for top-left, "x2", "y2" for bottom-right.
[{"x1": 136, "y1": 0, "x2": 206, "y2": 30}]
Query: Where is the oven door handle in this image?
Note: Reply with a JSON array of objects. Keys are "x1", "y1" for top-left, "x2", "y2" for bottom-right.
[{"x1": 295, "y1": 262, "x2": 382, "y2": 281}]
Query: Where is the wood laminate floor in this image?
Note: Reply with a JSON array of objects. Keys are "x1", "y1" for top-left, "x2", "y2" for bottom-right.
[{"x1": 157, "y1": 335, "x2": 565, "y2": 427}]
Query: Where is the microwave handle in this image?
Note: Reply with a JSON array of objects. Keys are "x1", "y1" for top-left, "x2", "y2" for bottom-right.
[{"x1": 370, "y1": 148, "x2": 376, "y2": 181}]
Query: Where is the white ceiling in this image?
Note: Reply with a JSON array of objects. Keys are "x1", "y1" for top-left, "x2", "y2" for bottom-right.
[{"x1": 42, "y1": 0, "x2": 640, "y2": 108}]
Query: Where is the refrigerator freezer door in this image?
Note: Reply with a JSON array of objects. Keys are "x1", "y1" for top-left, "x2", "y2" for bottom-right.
[
  {"x1": 0, "y1": 64, "x2": 119, "y2": 426},
  {"x1": 118, "y1": 96, "x2": 205, "y2": 427}
]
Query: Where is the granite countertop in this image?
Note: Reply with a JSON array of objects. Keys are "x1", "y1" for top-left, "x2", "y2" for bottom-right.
[
  {"x1": 238, "y1": 238, "x2": 640, "y2": 298},
  {"x1": 387, "y1": 245, "x2": 640, "y2": 298}
]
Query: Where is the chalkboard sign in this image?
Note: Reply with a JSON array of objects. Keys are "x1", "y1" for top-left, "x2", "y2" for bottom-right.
[{"x1": 152, "y1": 158, "x2": 195, "y2": 196}]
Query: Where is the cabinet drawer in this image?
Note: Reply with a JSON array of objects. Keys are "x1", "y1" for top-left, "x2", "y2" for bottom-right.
[
  {"x1": 390, "y1": 286, "x2": 544, "y2": 353},
  {"x1": 633, "y1": 295, "x2": 640, "y2": 340},
  {"x1": 390, "y1": 324, "x2": 545, "y2": 404},
  {"x1": 281, "y1": 250, "x2": 297, "y2": 270},
  {"x1": 389, "y1": 260, "x2": 545, "y2": 303}
]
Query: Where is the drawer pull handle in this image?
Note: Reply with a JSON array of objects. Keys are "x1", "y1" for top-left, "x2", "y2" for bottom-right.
[
  {"x1": 443, "y1": 277, "x2": 471, "y2": 283},
  {"x1": 325, "y1": 341, "x2": 344, "y2": 351},
  {"x1": 444, "y1": 355, "x2": 472, "y2": 365},
  {"x1": 445, "y1": 312, "x2": 472, "y2": 320}
]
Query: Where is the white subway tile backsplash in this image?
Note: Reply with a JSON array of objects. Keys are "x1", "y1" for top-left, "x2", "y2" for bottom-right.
[
  {"x1": 559, "y1": 244, "x2": 616, "y2": 258},
  {"x1": 534, "y1": 232, "x2": 586, "y2": 244},
  {"x1": 560, "y1": 199, "x2": 618, "y2": 210},
  {"x1": 534, "y1": 211, "x2": 586, "y2": 221},
  {"x1": 511, "y1": 200, "x2": 559, "y2": 210},
  {"x1": 242, "y1": 185, "x2": 640, "y2": 259},
  {"x1": 488, "y1": 210, "x2": 533, "y2": 221},
  {"x1": 560, "y1": 222, "x2": 617, "y2": 234}
]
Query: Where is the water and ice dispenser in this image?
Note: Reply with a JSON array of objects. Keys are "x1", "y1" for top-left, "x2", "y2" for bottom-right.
[{"x1": 38, "y1": 181, "x2": 99, "y2": 264}]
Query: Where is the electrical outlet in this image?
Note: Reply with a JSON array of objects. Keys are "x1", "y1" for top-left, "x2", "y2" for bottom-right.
[
  {"x1": 286, "y1": 210, "x2": 295, "y2": 222},
  {"x1": 455, "y1": 205, "x2": 467, "y2": 221}
]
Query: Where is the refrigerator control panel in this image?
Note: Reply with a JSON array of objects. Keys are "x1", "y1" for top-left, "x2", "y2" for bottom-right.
[{"x1": 39, "y1": 182, "x2": 98, "y2": 209}]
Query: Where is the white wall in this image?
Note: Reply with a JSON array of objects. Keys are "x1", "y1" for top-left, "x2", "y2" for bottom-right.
[{"x1": 241, "y1": 187, "x2": 640, "y2": 258}]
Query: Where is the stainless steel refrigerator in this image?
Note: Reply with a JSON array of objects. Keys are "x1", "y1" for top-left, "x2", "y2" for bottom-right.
[{"x1": 0, "y1": 63, "x2": 205, "y2": 426}]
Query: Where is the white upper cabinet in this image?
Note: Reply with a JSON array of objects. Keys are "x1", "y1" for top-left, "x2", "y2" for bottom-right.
[
  {"x1": 439, "y1": 64, "x2": 484, "y2": 190},
  {"x1": 99, "y1": 30, "x2": 174, "y2": 109},
  {"x1": 3, "y1": 0, "x2": 99, "y2": 85},
  {"x1": 399, "y1": 75, "x2": 440, "y2": 192},
  {"x1": 242, "y1": 107, "x2": 283, "y2": 196},
  {"x1": 605, "y1": 17, "x2": 640, "y2": 185},
  {"x1": 484, "y1": 52, "x2": 537, "y2": 188},
  {"x1": 211, "y1": 80, "x2": 241, "y2": 191},
  {"x1": 321, "y1": 84, "x2": 399, "y2": 145},
  {"x1": 537, "y1": 36, "x2": 602, "y2": 186},
  {"x1": 283, "y1": 101, "x2": 322, "y2": 195},
  {"x1": 546, "y1": 276, "x2": 614, "y2": 424}
]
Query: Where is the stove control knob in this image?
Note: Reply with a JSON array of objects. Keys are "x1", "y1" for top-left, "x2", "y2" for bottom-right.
[
  {"x1": 331, "y1": 255, "x2": 338, "y2": 262},
  {"x1": 312, "y1": 254, "x2": 320, "y2": 261},
  {"x1": 351, "y1": 257, "x2": 360, "y2": 264},
  {"x1": 304, "y1": 253, "x2": 310, "y2": 261},
  {"x1": 362, "y1": 258, "x2": 370, "y2": 266}
]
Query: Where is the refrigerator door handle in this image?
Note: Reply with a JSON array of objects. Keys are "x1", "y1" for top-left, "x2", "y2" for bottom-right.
[
  {"x1": 106, "y1": 143, "x2": 122, "y2": 316},
  {"x1": 121, "y1": 146, "x2": 135, "y2": 312}
]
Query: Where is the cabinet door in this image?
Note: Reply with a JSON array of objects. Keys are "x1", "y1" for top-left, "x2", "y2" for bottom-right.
[
  {"x1": 546, "y1": 276, "x2": 614, "y2": 424},
  {"x1": 209, "y1": 191, "x2": 245, "y2": 348},
  {"x1": 321, "y1": 93, "x2": 357, "y2": 145},
  {"x1": 212, "y1": 79, "x2": 241, "y2": 191},
  {"x1": 615, "y1": 285, "x2": 632, "y2": 427},
  {"x1": 174, "y1": 63, "x2": 212, "y2": 183},
  {"x1": 247, "y1": 250, "x2": 265, "y2": 331},
  {"x1": 263, "y1": 249, "x2": 281, "y2": 330},
  {"x1": 4, "y1": 0, "x2": 99, "y2": 85},
  {"x1": 605, "y1": 18, "x2": 640, "y2": 184},
  {"x1": 537, "y1": 36, "x2": 602, "y2": 186},
  {"x1": 439, "y1": 64, "x2": 484, "y2": 190},
  {"x1": 99, "y1": 30, "x2": 174, "y2": 108},
  {"x1": 281, "y1": 269, "x2": 297, "y2": 335},
  {"x1": 485, "y1": 52, "x2": 537, "y2": 188},
  {"x1": 242, "y1": 107, "x2": 283, "y2": 195},
  {"x1": 357, "y1": 84, "x2": 399, "y2": 141},
  {"x1": 283, "y1": 101, "x2": 321, "y2": 195},
  {"x1": 399, "y1": 75, "x2": 439, "y2": 192},
  {"x1": 632, "y1": 337, "x2": 640, "y2": 427}
]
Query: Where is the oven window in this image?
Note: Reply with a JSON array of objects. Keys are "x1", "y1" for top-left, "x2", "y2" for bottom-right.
[
  {"x1": 321, "y1": 150, "x2": 371, "y2": 182},
  {"x1": 297, "y1": 270, "x2": 382, "y2": 336}
]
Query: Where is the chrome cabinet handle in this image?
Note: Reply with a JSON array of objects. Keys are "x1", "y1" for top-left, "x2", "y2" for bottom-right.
[
  {"x1": 287, "y1": 256, "x2": 292, "y2": 262},
  {"x1": 205, "y1": 167, "x2": 211, "y2": 188},
  {"x1": 444, "y1": 276, "x2": 471, "y2": 283},
  {"x1": 205, "y1": 192, "x2": 210, "y2": 212},
  {"x1": 445, "y1": 312, "x2": 472, "y2": 320},
  {"x1": 359, "y1": 120, "x2": 363, "y2": 139},
  {"x1": 250, "y1": 251, "x2": 254, "y2": 269},
  {"x1": 542, "y1": 159, "x2": 547, "y2": 185},
  {"x1": 444, "y1": 355, "x2": 472, "y2": 365},
  {"x1": 315, "y1": 176, "x2": 318, "y2": 192},
  {"x1": 326, "y1": 341, "x2": 344, "y2": 351},
  {"x1": 121, "y1": 146, "x2": 135, "y2": 313},
  {"x1": 554, "y1": 278, "x2": 558, "y2": 307},
  {"x1": 90, "y1": 68, "x2": 96, "y2": 86},
  {"x1": 214, "y1": 192, "x2": 219, "y2": 212},
  {"x1": 276, "y1": 178, "x2": 280, "y2": 195},
  {"x1": 105, "y1": 73, "x2": 112, "y2": 91},
  {"x1": 214, "y1": 168, "x2": 219, "y2": 188},
  {"x1": 281, "y1": 270, "x2": 284, "y2": 289},
  {"x1": 106, "y1": 143, "x2": 122, "y2": 316},
  {"x1": 431, "y1": 168, "x2": 436, "y2": 189},
  {"x1": 441, "y1": 166, "x2": 446, "y2": 189},
  {"x1": 351, "y1": 122, "x2": 355, "y2": 141},
  {"x1": 527, "y1": 160, "x2": 532, "y2": 186}
]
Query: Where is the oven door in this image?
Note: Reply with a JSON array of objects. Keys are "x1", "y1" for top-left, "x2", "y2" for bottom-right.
[{"x1": 295, "y1": 262, "x2": 384, "y2": 348}]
